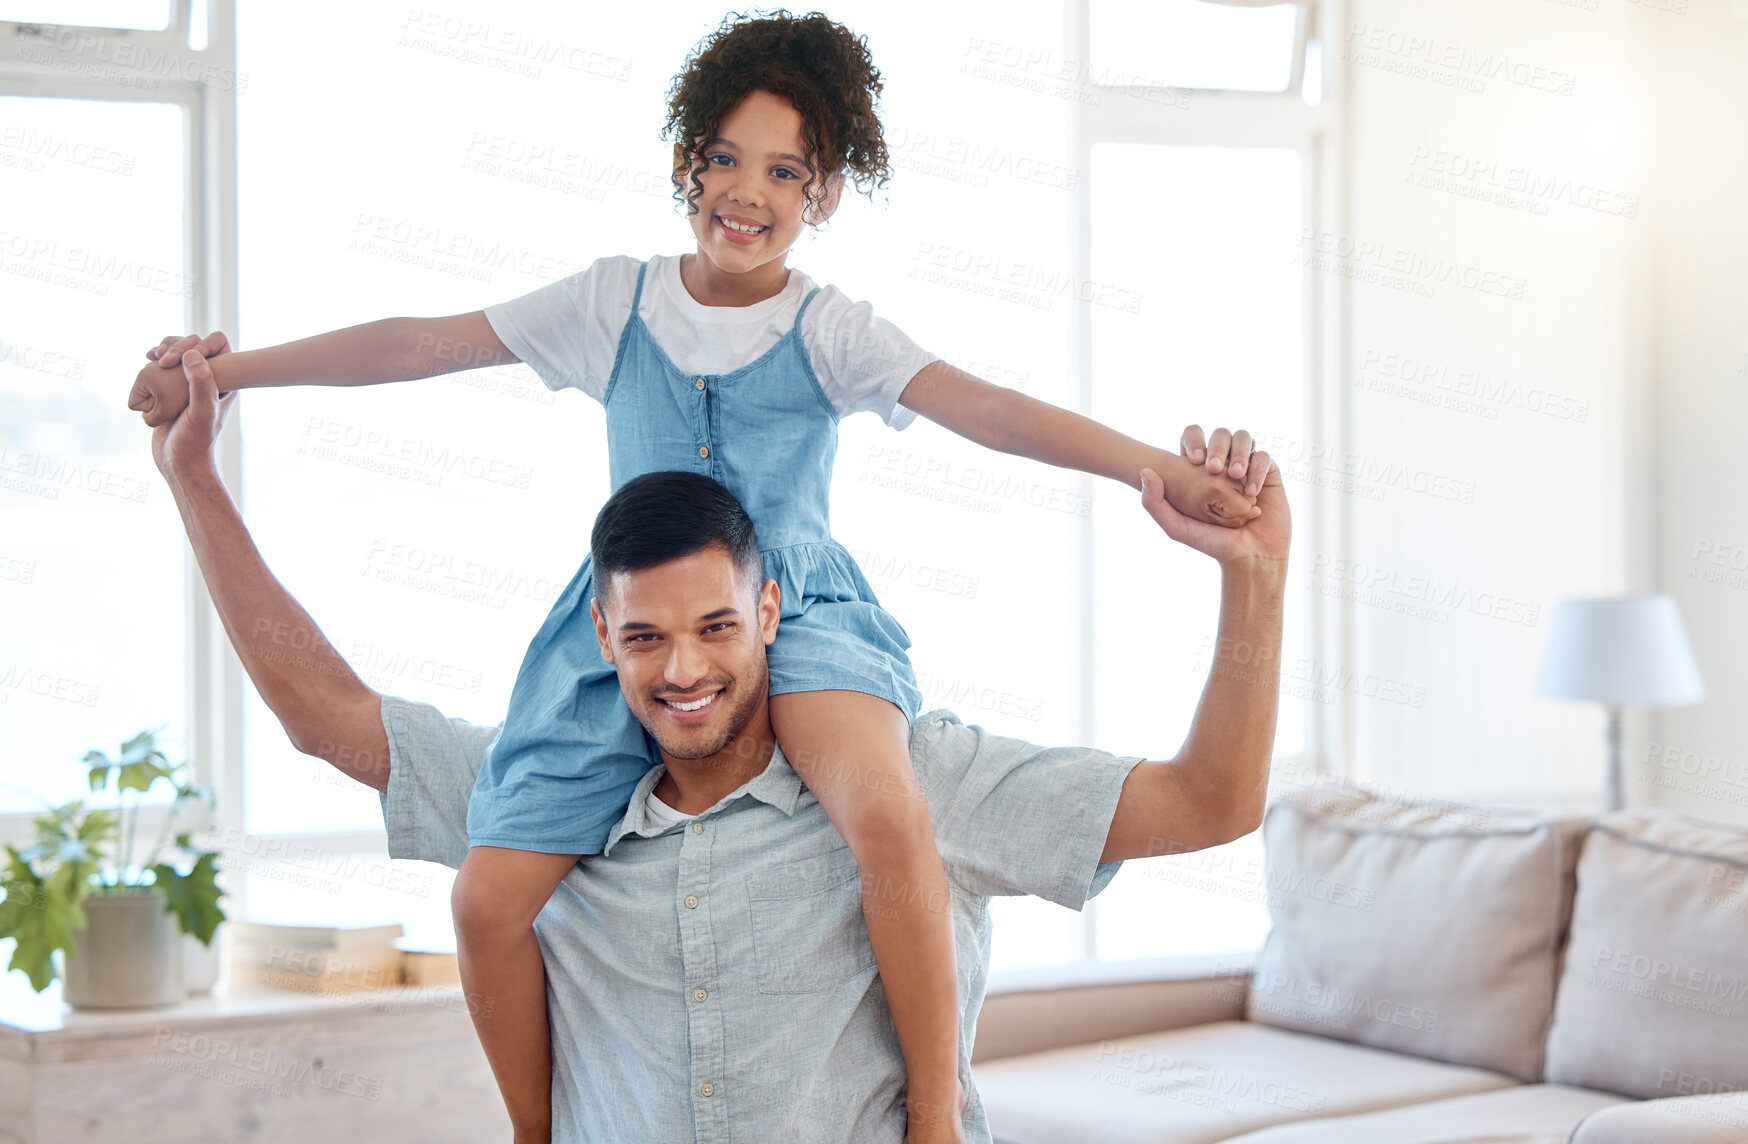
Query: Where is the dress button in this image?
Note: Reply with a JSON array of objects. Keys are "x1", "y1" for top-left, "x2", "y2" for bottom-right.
[
  {"x1": 700, "y1": 1083, "x2": 715, "y2": 1098},
  {"x1": 695, "y1": 377, "x2": 706, "y2": 390},
  {"x1": 698, "y1": 445, "x2": 710, "y2": 459},
  {"x1": 684, "y1": 895, "x2": 699, "y2": 909},
  {"x1": 690, "y1": 821, "x2": 705, "y2": 834},
  {"x1": 694, "y1": 988, "x2": 707, "y2": 1002}
]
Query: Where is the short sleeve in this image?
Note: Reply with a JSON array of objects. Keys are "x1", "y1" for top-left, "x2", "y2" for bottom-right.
[
  {"x1": 481, "y1": 255, "x2": 640, "y2": 400},
  {"x1": 803, "y1": 285, "x2": 938, "y2": 430},
  {"x1": 377, "y1": 693, "x2": 503, "y2": 870},
  {"x1": 910, "y1": 709, "x2": 1140, "y2": 909}
]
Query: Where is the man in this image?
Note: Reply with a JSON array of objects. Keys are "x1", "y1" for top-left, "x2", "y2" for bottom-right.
[{"x1": 151, "y1": 349, "x2": 1289, "y2": 1143}]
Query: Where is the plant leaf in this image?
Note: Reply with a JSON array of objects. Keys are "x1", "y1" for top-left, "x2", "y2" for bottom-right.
[
  {"x1": 151, "y1": 854, "x2": 225, "y2": 945},
  {"x1": 0, "y1": 846, "x2": 86, "y2": 992},
  {"x1": 77, "y1": 808, "x2": 118, "y2": 845},
  {"x1": 116, "y1": 760, "x2": 172, "y2": 794},
  {"x1": 119, "y1": 730, "x2": 157, "y2": 766}
]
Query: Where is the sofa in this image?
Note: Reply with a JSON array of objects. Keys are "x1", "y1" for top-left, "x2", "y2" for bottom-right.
[{"x1": 968, "y1": 779, "x2": 1748, "y2": 1143}]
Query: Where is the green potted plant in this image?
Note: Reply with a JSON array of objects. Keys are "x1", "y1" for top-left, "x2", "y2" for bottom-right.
[{"x1": 0, "y1": 729, "x2": 225, "y2": 1008}]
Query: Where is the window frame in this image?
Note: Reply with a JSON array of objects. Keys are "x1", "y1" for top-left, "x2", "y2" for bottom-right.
[
  {"x1": 0, "y1": 2, "x2": 262, "y2": 878},
  {"x1": 1067, "y1": 0, "x2": 1349, "y2": 957}
]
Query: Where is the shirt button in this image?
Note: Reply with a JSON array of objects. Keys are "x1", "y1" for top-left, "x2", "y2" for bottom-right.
[
  {"x1": 684, "y1": 895, "x2": 699, "y2": 909},
  {"x1": 695, "y1": 377, "x2": 706, "y2": 390},
  {"x1": 690, "y1": 821, "x2": 704, "y2": 834},
  {"x1": 698, "y1": 445, "x2": 710, "y2": 459},
  {"x1": 693, "y1": 988, "x2": 707, "y2": 1003},
  {"x1": 700, "y1": 1083, "x2": 715, "y2": 1098}
]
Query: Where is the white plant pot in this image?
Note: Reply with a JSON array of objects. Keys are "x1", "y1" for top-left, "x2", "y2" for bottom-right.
[
  {"x1": 61, "y1": 888, "x2": 184, "y2": 1009},
  {"x1": 182, "y1": 926, "x2": 222, "y2": 995}
]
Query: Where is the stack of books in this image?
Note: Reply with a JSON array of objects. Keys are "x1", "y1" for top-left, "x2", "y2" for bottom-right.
[
  {"x1": 398, "y1": 945, "x2": 462, "y2": 986},
  {"x1": 229, "y1": 921, "x2": 406, "y2": 995}
]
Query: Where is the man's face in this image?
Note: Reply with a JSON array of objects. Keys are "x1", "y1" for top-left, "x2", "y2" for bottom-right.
[{"x1": 590, "y1": 545, "x2": 779, "y2": 763}]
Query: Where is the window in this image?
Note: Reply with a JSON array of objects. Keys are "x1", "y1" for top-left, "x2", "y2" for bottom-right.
[
  {"x1": 1088, "y1": 142, "x2": 1308, "y2": 764},
  {"x1": 988, "y1": 0, "x2": 1332, "y2": 969},
  {"x1": 0, "y1": 0, "x2": 217, "y2": 877},
  {"x1": 0, "y1": 1, "x2": 170, "y2": 30},
  {"x1": 1, "y1": 95, "x2": 188, "y2": 821},
  {"x1": 1090, "y1": 0, "x2": 1302, "y2": 92}
]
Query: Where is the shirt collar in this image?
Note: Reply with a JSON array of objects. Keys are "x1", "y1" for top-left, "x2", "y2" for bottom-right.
[{"x1": 599, "y1": 742, "x2": 803, "y2": 856}]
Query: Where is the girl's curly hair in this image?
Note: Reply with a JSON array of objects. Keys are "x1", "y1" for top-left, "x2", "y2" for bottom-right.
[{"x1": 663, "y1": 9, "x2": 892, "y2": 227}]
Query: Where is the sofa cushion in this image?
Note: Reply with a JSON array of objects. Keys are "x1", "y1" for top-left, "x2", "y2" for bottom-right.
[
  {"x1": 1247, "y1": 780, "x2": 1588, "y2": 1081},
  {"x1": 1544, "y1": 810, "x2": 1748, "y2": 1100},
  {"x1": 973, "y1": 1019, "x2": 1520, "y2": 1144},
  {"x1": 1218, "y1": 1084, "x2": 1626, "y2": 1143},
  {"x1": 1572, "y1": 1091, "x2": 1748, "y2": 1144}
]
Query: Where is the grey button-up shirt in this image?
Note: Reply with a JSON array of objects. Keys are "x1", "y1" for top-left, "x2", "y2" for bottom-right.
[{"x1": 378, "y1": 695, "x2": 1139, "y2": 1144}]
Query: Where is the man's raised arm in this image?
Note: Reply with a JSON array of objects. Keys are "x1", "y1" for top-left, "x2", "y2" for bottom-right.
[
  {"x1": 1100, "y1": 436, "x2": 1290, "y2": 862},
  {"x1": 152, "y1": 348, "x2": 390, "y2": 791}
]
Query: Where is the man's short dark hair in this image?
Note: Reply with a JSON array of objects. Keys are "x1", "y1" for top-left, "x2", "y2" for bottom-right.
[{"x1": 590, "y1": 471, "x2": 764, "y2": 606}]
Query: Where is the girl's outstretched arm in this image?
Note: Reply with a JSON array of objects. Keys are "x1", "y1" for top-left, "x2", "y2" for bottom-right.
[
  {"x1": 128, "y1": 311, "x2": 516, "y2": 427},
  {"x1": 896, "y1": 360, "x2": 1263, "y2": 526}
]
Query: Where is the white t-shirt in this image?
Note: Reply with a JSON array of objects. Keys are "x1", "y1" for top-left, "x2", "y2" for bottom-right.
[
  {"x1": 642, "y1": 788, "x2": 694, "y2": 831},
  {"x1": 482, "y1": 252, "x2": 933, "y2": 430}
]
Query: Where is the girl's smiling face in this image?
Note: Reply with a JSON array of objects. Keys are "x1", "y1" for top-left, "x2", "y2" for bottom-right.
[{"x1": 681, "y1": 89, "x2": 842, "y2": 301}]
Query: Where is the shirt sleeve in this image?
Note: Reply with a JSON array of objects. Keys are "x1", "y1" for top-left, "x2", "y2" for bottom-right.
[
  {"x1": 803, "y1": 285, "x2": 938, "y2": 431},
  {"x1": 481, "y1": 254, "x2": 639, "y2": 400},
  {"x1": 376, "y1": 693, "x2": 503, "y2": 870},
  {"x1": 911, "y1": 709, "x2": 1140, "y2": 909}
]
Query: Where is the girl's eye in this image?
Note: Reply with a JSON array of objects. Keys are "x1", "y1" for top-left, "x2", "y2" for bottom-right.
[
  {"x1": 771, "y1": 167, "x2": 797, "y2": 180},
  {"x1": 707, "y1": 153, "x2": 733, "y2": 167}
]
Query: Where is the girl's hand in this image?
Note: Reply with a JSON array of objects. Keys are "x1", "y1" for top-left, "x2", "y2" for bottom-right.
[
  {"x1": 147, "y1": 330, "x2": 231, "y2": 369},
  {"x1": 1155, "y1": 452, "x2": 1260, "y2": 528},
  {"x1": 130, "y1": 331, "x2": 229, "y2": 428},
  {"x1": 1181, "y1": 424, "x2": 1272, "y2": 498}
]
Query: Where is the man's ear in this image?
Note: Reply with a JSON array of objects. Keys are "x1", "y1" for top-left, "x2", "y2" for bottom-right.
[
  {"x1": 590, "y1": 597, "x2": 616, "y2": 664},
  {"x1": 758, "y1": 578, "x2": 780, "y2": 646}
]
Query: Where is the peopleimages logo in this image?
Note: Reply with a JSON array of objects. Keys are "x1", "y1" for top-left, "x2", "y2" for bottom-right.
[
  {"x1": 1309, "y1": 554, "x2": 1542, "y2": 628},
  {"x1": 1250, "y1": 971, "x2": 1442, "y2": 1033},
  {"x1": 1296, "y1": 228, "x2": 1527, "y2": 301},
  {"x1": 1355, "y1": 348, "x2": 1590, "y2": 424}
]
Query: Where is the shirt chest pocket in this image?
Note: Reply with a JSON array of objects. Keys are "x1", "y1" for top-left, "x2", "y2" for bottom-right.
[{"x1": 745, "y1": 846, "x2": 877, "y2": 995}]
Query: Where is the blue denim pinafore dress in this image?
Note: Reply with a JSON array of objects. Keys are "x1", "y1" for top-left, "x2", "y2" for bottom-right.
[{"x1": 465, "y1": 259, "x2": 924, "y2": 855}]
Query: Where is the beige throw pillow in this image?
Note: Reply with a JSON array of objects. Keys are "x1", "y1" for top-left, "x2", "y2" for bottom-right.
[
  {"x1": 1544, "y1": 810, "x2": 1748, "y2": 1099},
  {"x1": 1247, "y1": 780, "x2": 1589, "y2": 1081}
]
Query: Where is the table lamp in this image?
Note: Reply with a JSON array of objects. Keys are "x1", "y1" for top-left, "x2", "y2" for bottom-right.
[{"x1": 1536, "y1": 594, "x2": 1705, "y2": 811}]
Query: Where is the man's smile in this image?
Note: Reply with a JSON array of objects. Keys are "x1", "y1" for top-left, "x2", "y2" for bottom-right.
[{"x1": 656, "y1": 687, "x2": 725, "y2": 722}]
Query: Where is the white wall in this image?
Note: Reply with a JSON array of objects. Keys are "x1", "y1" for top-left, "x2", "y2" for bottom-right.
[
  {"x1": 1627, "y1": 0, "x2": 1748, "y2": 823},
  {"x1": 1333, "y1": 0, "x2": 1640, "y2": 805}
]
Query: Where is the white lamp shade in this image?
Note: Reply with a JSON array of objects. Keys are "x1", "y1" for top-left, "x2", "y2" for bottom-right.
[{"x1": 1536, "y1": 594, "x2": 1705, "y2": 706}]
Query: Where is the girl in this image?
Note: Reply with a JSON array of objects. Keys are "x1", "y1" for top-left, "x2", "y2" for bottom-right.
[{"x1": 133, "y1": 11, "x2": 1265, "y2": 1141}]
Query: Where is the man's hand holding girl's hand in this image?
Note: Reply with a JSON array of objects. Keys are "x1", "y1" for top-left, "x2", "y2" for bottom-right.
[
  {"x1": 1180, "y1": 424, "x2": 1272, "y2": 499},
  {"x1": 128, "y1": 330, "x2": 230, "y2": 427},
  {"x1": 1148, "y1": 424, "x2": 1273, "y2": 529},
  {"x1": 1142, "y1": 423, "x2": 1290, "y2": 570},
  {"x1": 149, "y1": 342, "x2": 236, "y2": 481}
]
